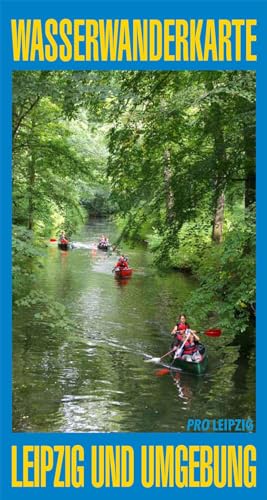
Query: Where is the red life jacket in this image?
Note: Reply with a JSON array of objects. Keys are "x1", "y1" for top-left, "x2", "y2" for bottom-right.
[
  {"x1": 118, "y1": 260, "x2": 128, "y2": 268},
  {"x1": 183, "y1": 340, "x2": 197, "y2": 355},
  {"x1": 177, "y1": 322, "x2": 190, "y2": 331}
]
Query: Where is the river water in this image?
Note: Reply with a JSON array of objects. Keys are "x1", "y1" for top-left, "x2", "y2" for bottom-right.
[{"x1": 13, "y1": 220, "x2": 255, "y2": 433}]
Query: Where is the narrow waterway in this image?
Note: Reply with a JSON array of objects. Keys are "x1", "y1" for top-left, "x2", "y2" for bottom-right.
[{"x1": 13, "y1": 219, "x2": 255, "y2": 432}]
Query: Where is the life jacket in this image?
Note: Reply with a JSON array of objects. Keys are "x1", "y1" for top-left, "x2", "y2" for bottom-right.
[
  {"x1": 176, "y1": 321, "x2": 190, "y2": 331},
  {"x1": 183, "y1": 340, "x2": 198, "y2": 355},
  {"x1": 118, "y1": 259, "x2": 128, "y2": 268}
]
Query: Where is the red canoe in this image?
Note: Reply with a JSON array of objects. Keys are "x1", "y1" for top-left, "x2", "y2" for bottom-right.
[{"x1": 114, "y1": 267, "x2": 133, "y2": 278}]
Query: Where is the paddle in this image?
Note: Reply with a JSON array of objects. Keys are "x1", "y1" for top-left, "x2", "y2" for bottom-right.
[
  {"x1": 155, "y1": 368, "x2": 171, "y2": 376},
  {"x1": 50, "y1": 238, "x2": 57, "y2": 242},
  {"x1": 144, "y1": 347, "x2": 176, "y2": 364},
  {"x1": 173, "y1": 327, "x2": 221, "y2": 337},
  {"x1": 160, "y1": 347, "x2": 176, "y2": 361},
  {"x1": 203, "y1": 328, "x2": 221, "y2": 337},
  {"x1": 145, "y1": 328, "x2": 222, "y2": 364},
  {"x1": 173, "y1": 328, "x2": 222, "y2": 358},
  {"x1": 174, "y1": 330, "x2": 191, "y2": 359}
]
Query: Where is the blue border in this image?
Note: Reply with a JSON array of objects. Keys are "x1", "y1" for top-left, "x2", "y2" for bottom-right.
[
  {"x1": 5, "y1": 2, "x2": 261, "y2": 70},
  {"x1": 1, "y1": 1, "x2": 266, "y2": 499}
]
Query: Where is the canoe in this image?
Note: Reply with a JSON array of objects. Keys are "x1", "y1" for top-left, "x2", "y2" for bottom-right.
[
  {"x1": 58, "y1": 242, "x2": 71, "y2": 251},
  {"x1": 169, "y1": 346, "x2": 208, "y2": 375},
  {"x1": 114, "y1": 267, "x2": 133, "y2": 278},
  {"x1": 97, "y1": 243, "x2": 110, "y2": 251}
]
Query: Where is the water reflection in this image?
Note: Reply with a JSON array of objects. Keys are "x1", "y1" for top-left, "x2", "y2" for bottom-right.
[
  {"x1": 12, "y1": 220, "x2": 255, "y2": 433},
  {"x1": 172, "y1": 372, "x2": 193, "y2": 402},
  {"x1": 114, "y1": 277, "x2": 131, "y2": 287}
]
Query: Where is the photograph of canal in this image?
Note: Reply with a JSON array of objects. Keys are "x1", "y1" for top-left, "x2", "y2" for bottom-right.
[{"x1": 12, "y1": 71, "x2": 255, "y2": 432}]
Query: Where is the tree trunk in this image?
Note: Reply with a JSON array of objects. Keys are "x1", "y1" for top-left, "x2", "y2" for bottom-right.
[
  {"x1": 211, "y1": 113, "x2": 226, "y2": 243},
  {"x1": 27, "y1": 117, "x2": 37, "y2": 231},
  {"x1": 163, "y1": 149, "x2": 175, "y2": 223},
  {"x1": 205, "y1": 80, "x2": 227, "y2": 243},
  {"x1": 245, "y1": 173, "x2": 256, "y2": 208},
  {"x1": 212, "y1": 192, "x2": 225, "y2": 243}
]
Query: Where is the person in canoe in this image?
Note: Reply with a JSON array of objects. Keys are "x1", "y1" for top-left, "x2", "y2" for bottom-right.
[
  {"x1": 171, "y1": 314, "x2": 201, "y2": 361},
  {"x1": 171, "y1": 313, "x2": 190, "y2": 337},
  {"x1": 98, "y1": 235, "x2": 110, "y2": 249},
  {"x1": 113, "y1": 255, "x2": 129, "y2": 271},
  {"x1": 173, "y1": 328, "x2": 202, "y2": 362},
  {"x1": 120, "y1": 255, "x2": 129, "y2": 268},
  {"x1": 59, "y1": 231, "x2": 69, "y2": 244}
]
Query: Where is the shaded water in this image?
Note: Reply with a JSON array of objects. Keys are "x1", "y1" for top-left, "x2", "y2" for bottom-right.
[{"x1": 13, "y1": 220, "x2": 255, "y2": 432}]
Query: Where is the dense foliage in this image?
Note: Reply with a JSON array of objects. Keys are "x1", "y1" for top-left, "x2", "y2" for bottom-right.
[
  {"x1": 12, "y1": 70, "x2": 255, "y2": 337},
  {"x1": 12, "y1": 71, "x2": 110, "y2": 325},
  {"x1": 100, "y1": 71, "x2": 255, "y2": 335}
]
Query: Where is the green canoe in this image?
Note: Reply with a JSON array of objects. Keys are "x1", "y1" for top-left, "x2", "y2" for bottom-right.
[{"x1": 162, "y1": 346, "x2": 208, "y2": 375}]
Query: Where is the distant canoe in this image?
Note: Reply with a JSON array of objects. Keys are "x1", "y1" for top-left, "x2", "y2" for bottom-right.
[
  {"x1": 58, "y1": 241, "x2": 71, "y2": 251},
  {"x1": 114, "y1": 267, "x2": 133, "y2": 278},
  {"x1": 97, "y1": 243, "x2": 111, "y2": 251}
]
